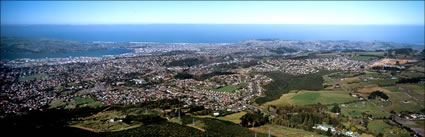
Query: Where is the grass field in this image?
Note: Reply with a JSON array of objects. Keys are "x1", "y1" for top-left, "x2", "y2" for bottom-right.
[
  {"x1": 168, "y1": 118, "x2": 183, "y2": 125},
  {"x1": 323, "y1": 74, "x2": 337, "y2": 85},
  {"x1": 262, "y1": 90, "x2": 357, "y2": 107},
  {"x1": 255, "y1": 71, "x2": 334, "y2": 105},
  {"x1": 250, "y1": 124, "x2": 327, "y2": 137},
  {"x1": 291, "y1": 92, "x2": 321, "y2": 103},
  {"x1": 339, "y1": 72, "x2": 396, "y2": 89},
  {"x1": 75, "y1": 97, "x2": 95, "y2": 105},
  {"x1": 102, "y1": 121, "x2": 207, "y2": 137},
  {"x1": 344, "y1": 82, "x2": 377, "y2": 91},
  {"x1": 384, "y1": 92, "x2": 424, "y2": 112},
  {"x1": 399, "y1": 84, "x2": 425, "y2": 99},
  {"x1": 400, "y1": 71, "x2": 425, "y2": 78},
  {"x1": 412, "y1": 120, "x2": 425, "y2": 128},
  {"x1": 217, "y1": 111, "x2": 246, "y2": 124},
  {"x1": 49, "y1": 99, "x2": 66, "y2": 109},
  {"x1": 371, "y1": 100, "x2": 392, "y2": 107},
  {"x1": 349, "y1": 52, "x2": 385, "y2": 61},
  {"x1": 343, "y1": 77, "x2": 361, "y2": 83},
  {"x1": 356, "y1": 87, "x2": 392, "y2": 95},
  {"x1": 363, "y1": 71, "x2": 392, "y2": 79},
  {"x1": 336, "y1": 71, "x2": 424, "y2": 114},
  {"x1": 180, "y1": 117, "x2": 269, "y2": 137},
  {"x1": 383, "y1": 86, "x2": 400, "y2": 92},
  {"x1": 69, "y1": 107, "x2": 163, "y2": 133},
  {"x1": 367, "y1": 120, "x2": 392, "y2": 133},
  {"x1": 317, "y1": 53, "x2": 339, "y2": 58},
  {"x1": 341, "y1": 101, "x2": 390, "y2": 118},
  {"x1": 356, "y1": 52, "x2": 386, "y2": 56},
  {"x1": 213, "y1": 83, "x2": 248, "y2": 93},
  {"x1": 69, "y1": 110, "x2": 135, "y2": 132},
  {"x1": 350, "y1": 56, "x2": 379, "y2": 61},
  {"x1": 216, "y1": 85, "x2": 240, "y2": 92},
  {"x1": 19, "y1": 74, "x2": 48, "y2": 81},
  {"x1": 62, "y1": 96, "x2": 104, "y2": 109},
  {"x1": 369, "y1": 79, "x2": 397, "y2": 86},
  {"x1": 55, "y1": 85, "x2": 64, "y2": 90}
]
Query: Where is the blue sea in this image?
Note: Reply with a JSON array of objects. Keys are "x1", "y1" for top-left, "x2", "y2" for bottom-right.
[
  {"x1": 1, "y1": 24, "x2": 424, "y2": 44},
  {"x1": 1, "y1": 48, "x2": 133, "y2": 60}
]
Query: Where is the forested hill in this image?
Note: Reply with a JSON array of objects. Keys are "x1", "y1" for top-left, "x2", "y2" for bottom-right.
[{"x1": 0, "y1": 37, "x2": 108, "y2": 54}]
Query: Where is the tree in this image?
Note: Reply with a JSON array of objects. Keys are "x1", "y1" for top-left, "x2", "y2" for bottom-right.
[
  {"x1": 331, "y1": 104, "x2": 341, "y2": 113},
  {"x1": 326, "y1": 128, "x2": 332, "y2": 136},
  {"x1": 368, "y1": 91, "x2": 389, "y2": 100},
  {"x1": 362, "y1": 117, "x2": 369, "y2": 127},
  {"x1": 240, "y1": 111, "x2": 268, "y2": 127}
]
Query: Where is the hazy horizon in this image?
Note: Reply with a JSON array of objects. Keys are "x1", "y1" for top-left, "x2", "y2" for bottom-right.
[{"x1": 2, "y1": 24, "x2": 424, "y2": 44}]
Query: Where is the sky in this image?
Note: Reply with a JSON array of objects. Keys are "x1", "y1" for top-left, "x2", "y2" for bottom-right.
[{"x1": 1, "y1": 1, "x2": 424, "y2": 25}]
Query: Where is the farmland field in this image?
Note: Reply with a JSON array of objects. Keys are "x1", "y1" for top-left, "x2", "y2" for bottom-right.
[
  {"x1": 356, "y1": 87, "x2": 392, "y2": 95},
  {"x1": 356, "y1": 52, "x2": 386, "y2": 56},
  {"x1": 19, "y1": 74, "x2": 49, "y2": 81},
  {"x1": 214, "y1": 83, "x2": 248, "y2": 92},
  {"x1": 49, "y1": 99, "x2": 66, "y2": 109},
  {"x1": 412, "y1": 120, "x2": 425, "y2": 128},
  {"x1": 341, "y1": 101, "x2": 391, "y2": 118},
  {"x1": 59, "y1": 96, "x2": 104, "y2": 109},
  {"x1": 399, "y1": 84, "x2": 425, "y2": 99},
  {"x1": 384, "y1": 92, "x2": 424, "y2": 112},
  {"x1": 262, "y1": 90, "x2": 357, "y2": 107},
  {"x1": 69, "y1": 110, "x2": 135, "y2": 132},
  {"x1": 217, "y1": 111, "x2": 246, "y2": 124},
  {"x1": 350, "y1": 56, "x2": 379, "y2": 61},
  {"x1": 75, "y1": 97, "x2": 95, "y2": 105},
  {"x1": 400, "y1": 71, "x2": 425, "y2": 78},
  {"x1": 344, "y1": 82, "x2": 377, "y2": 91},
  {"x1": 250, "y1": 124, "x2": 327, "y2": 137},
  {"x1": 216, "y1": 85, "x2": 239, "y2": 92},
  {"x1": 367, "y1": 120, "x2": 392, "y2": 133},
  {"x1": 180, "y1": 117, "x2": 269, "y2": 137},
  {"x1": 349, "y1": 51, "x2": 385, "y2": 61},
  {"x1": 255, "y1": 71, "x2": 334, "y2": 105}
]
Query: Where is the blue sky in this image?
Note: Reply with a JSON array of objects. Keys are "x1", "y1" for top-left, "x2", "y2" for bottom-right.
[{"x1": 1, "y1": 1, "x2": 424, "y2": 25}]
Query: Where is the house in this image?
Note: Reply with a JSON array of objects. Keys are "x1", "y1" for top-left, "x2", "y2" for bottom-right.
[
  {"x1": 162, "y1": 77, "x2": 170, "y2": 81},
  {"x1": 335, "y1": 84, "x2": 341, "y2": 88},
  {"x1": 313, "y1": 124, "x2": 335, "y2": 132},
  {"x1": 313, "y1": 124, "x2": 359, "y2": 137},
  {"x1": 133, "y1": 79, "x2": 146, "y2": 84}
]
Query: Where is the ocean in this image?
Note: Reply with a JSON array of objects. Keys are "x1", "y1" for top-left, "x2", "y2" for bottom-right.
[
  {"x1": 1, "y1": 48, "x2": 133, "y2": 60},
  {"x1": 1, "y1": 24, "x2": 424, "y2": 44}
]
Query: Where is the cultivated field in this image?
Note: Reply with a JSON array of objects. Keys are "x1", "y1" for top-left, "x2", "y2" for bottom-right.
[
  {"x1": 341, "y1": 101, "x2": 391, "y2": 118},
  {"x1": 19, "y1": 74, "x2": 49, "y2": 81},
  {"x1": 250, "y1": 124, "x2": 327, "y2": 137},
  {"x1": 262, "y1": 90, "x2": 357, "y2": 107},
  {"x1": 217, "y1": 111, "x2": 246, "y2": 124}
]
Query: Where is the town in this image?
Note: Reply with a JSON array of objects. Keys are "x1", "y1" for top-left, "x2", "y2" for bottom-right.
[{"x1": 1, "y1": 40, "x2": 424, "y2": 137}]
